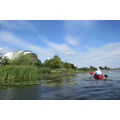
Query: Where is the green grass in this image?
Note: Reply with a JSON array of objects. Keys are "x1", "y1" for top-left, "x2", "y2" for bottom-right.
[
  {"x1": 0, "y1": 65, "x2": 38, "y2": 84},
  {"x1": 0, "y1": 65, "x2": 81, "y2": 88}
]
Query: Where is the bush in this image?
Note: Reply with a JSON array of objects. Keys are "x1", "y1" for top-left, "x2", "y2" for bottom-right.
[
  {"x1": 55, "y1": 68, "x2": 75, "y2": 74},
  {"x1": 38, "y1": 67, "x2": 52, "y2": 74}
]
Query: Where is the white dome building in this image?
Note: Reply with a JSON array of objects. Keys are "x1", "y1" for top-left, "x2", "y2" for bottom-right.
[{"x1": 2, "y1": 50, "x2": 38, "y2": 60}]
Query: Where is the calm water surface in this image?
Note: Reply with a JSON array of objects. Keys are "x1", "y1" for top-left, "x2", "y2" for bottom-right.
[{"x1": 0, "y1": 70, "x2": 120, "y2": 100}]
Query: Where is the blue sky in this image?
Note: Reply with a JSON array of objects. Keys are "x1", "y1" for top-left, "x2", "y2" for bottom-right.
[{"x1": 0, "y1": 20, "x2": 120, "y2": 68}]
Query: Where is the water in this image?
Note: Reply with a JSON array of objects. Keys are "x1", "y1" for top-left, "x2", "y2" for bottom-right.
[{"x1": 0, "y1": 70, "x2": 120, "y2": 100}]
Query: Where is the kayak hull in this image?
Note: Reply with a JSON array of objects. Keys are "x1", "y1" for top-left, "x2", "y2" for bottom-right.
[
  {"x1": 94, "y1": 74, "x2": 103, "y2": 80},
  {"x1": 89, "y1": 72, "x2": 94, "y2": 75}
]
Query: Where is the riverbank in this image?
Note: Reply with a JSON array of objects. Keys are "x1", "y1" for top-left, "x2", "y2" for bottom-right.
[
  {"x1": 0, "y1": 65, "x2": 110, "y2": 90},
  {"x1": 0, "y1": 65, "x2": 81, "y2": 89}
]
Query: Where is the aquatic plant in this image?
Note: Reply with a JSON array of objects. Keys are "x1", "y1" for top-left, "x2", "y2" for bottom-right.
[{"x1": 0, "y1": 65, "x2": 38, "y2": 83}]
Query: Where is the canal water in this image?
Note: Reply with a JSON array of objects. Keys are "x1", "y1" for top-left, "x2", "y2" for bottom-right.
[{"x1": 0, "y1": 70, "x2": 120, "y2": 100}]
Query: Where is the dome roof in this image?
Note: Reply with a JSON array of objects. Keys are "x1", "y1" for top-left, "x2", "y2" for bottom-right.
[{"x1": 3, "y1": 50, "x2": 37, "y2": 60}]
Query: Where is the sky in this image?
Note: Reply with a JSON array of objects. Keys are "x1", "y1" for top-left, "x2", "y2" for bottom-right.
[{"x1": 0, "y1": 20, "x2": 120, "y2": 68}]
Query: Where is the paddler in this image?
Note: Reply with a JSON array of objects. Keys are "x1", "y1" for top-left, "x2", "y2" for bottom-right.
[
  {"x1": 94, "y1": 67, "x2": 103, "y2": 79},
  {"x1": 89, "y1": 67, "x2": 108, "y2": 80},
  {"x1": 95, "y1": 67, "x2": 102, "y2": 75}
]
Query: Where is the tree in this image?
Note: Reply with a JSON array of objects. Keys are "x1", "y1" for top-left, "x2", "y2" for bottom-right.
[
  {"x1": 90, "y1": 66, "x2": 97, "y2": 70},
  {"x1": 70, "y1": 64, "x2": 75, "y2": 69},
  {"x1": 64, "y1": 62, "x2": 71, "y2": 69},
  {"x1": 49, "y1": 55, "x2": 61, "y2": 69},
  {"x1": 34, "y1": 60, "x2": 42, "y2": 68},
  {"x1": 60, "y1": 61, "x2": 64, "y2": 68},
  {"x1": 43, "y1": 59, "x2": 50, "y2": 67},
  {"x1": 99, "y1": 66, "x2": 103, "y2": 70},
  {"x1": 103, "y1": 66, "x2": 110, "y2": 70},
  {"x1": 11, "y1": 54, "x2": 36, "y2": 65},
  {"x1": 80, "y1": 67, "x2": 89, "y2": 71}
]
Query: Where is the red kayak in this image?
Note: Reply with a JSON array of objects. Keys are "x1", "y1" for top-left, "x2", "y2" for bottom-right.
[
  {"x1": 89, "y1": 72, "x2": 94, "y2": 75},
  {"x1": 94, "y1": 74, "x2": 103, "y2": 80}
]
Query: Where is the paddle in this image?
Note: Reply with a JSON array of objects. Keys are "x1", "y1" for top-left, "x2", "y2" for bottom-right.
[
  {"x1": 104, "y1": 74, "x2": 108, "y2": 78},
  {"x1": 103, "y1": 74, "x2": 108, "y2": 80}
]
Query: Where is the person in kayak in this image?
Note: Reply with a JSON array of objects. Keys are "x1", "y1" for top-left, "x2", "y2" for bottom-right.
[
  {"x1": 94, "y1": 67, "x2": 103, "y2": 79},
  {"x1": 95, "y1": 67, "x2": 102, "y2": 75}
]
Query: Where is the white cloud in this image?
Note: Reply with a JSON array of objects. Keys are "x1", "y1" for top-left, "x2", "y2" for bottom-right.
[
  {"x1": 39, "y1": 35, "x2": 120, "y2": 68},
  {"x1": 66, "y1": 35, "x2": 79, "y2": 46},
  {"x1": 0, "y1": 30, "x2": 119, "y2": 68},
  {"x1": 0, "y1": 20, "x2": 38, "y2": 33},
  {"x1": 69, "y1": 42, "x2": 120, "y2": 68},
  {"x1": 48, "y1": 42, "x2": 75, "y2": 55},
  {"x1": 0, "y1": 31, "x2": 55, "y2": 60},
  {"x1": 65, "y1": 51, "x2": 75, "y2": 56},
  {"x1": 39, "y1": 36, "x2": 75, "y2": 55}
]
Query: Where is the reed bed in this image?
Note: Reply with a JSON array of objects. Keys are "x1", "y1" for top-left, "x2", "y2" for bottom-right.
[
  {"x1": 0, "y1": 65, "x2": 38, "y2": 84},
  {"x1": 0, "y1": 65, "x2": 78, "y2": 87}
]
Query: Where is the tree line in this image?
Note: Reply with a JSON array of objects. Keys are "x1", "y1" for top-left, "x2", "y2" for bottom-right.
[{"x1": 0, "y1": 54, "x2": 110, "y2": 71}]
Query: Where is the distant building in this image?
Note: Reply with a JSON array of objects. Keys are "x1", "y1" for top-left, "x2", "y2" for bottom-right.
[{"x1": 2, "y1": 50, "x2": 38, "y2": 60}]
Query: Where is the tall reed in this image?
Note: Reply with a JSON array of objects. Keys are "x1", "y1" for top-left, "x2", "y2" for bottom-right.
[{"x1": 0, "y1": 65, "x2": 38, "y2": 84}]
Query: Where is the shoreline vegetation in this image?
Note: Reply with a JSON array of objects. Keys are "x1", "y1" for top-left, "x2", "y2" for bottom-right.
[{"x1": 0, "y1": 51, "x2": 110, "y2": 89}]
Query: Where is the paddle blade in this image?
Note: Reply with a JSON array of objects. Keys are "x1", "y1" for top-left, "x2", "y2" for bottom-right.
[{"x1": 104, "y1": 74, "x2": 108, "y2": 78}]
